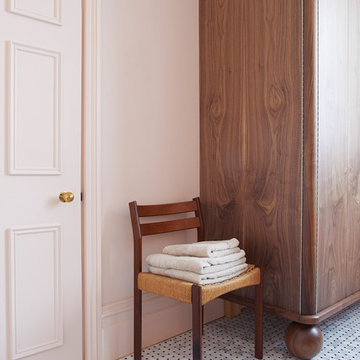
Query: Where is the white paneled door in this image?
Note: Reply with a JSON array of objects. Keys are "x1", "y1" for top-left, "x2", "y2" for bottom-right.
[{"x1": 0, "y1": 1, "x2": 82, "y2": 360}]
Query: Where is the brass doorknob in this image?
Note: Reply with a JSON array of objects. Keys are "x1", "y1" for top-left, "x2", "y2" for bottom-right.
[{"x1": 59, "y1": 192, "x2": 75, "y2": 203}]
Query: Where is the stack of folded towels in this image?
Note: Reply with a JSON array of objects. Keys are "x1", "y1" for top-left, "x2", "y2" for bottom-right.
[{"x1": 146, "y1": 238, "x2": 247, "y2": 285}]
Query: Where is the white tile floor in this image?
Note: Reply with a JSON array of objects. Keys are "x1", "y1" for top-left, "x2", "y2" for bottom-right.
[{"x1": 122, "y1": 301, "x2": 360, "y2": 359}]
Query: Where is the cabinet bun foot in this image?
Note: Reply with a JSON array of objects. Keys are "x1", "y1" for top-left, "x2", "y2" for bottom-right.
[{"x1": 284, "y1": 322, "x2": 323, "y2": 359}]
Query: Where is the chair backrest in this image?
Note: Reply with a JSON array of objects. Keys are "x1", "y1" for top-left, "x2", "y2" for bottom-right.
[{"x1": 129, "y1": 197, "x2": 205, "y2": 279}]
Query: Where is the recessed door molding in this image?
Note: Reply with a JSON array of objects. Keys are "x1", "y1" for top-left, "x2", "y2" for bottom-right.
[
  {"x1": 7, "y1": 224, "x2": 63, "y2": 359},
  {"x1": 9, "y1": 0, "x2": 62, "y2": 25},
  {"x1": 8, "y1": 41, "x2": 62, "y2": 175}
]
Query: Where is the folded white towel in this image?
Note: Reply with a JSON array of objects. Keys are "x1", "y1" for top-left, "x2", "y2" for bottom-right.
[
  {"x1": 146, "y1": 251, "x2": 245, "y2": 274},
  {"x1": 207, "y1": 247, "x2": 241, "y2": 257},
  {"x1": 162, "y1": 238, "x2": 240, "y2": 258},
  {"x1": 148, "y1": 263, "x2": 248, "y2": 285}
]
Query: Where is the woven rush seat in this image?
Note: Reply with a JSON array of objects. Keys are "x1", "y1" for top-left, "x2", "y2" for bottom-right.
[{"x1": 138, "y1": 264, "x2": 259, "y2": 305}]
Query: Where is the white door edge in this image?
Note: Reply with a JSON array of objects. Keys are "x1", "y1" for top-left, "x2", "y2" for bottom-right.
[{"x1": 82, "y1": 0, "x2": 103, "y2": 359}]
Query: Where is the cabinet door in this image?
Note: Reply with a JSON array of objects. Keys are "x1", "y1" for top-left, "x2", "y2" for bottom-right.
[
  {"x1": 346, "y1": 0, "x2": 360, "y2": 304},
  {"x1": 317, "y1": 0, "x2": 360, "y2": 312},
  {"x1": 200, "y1": 0, "x2": 302, "y2": 313}
]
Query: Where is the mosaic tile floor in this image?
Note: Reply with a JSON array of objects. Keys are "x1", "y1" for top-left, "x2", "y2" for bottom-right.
[{"x1": 121, "y1": 301, "x2": 360, "y2": 359}]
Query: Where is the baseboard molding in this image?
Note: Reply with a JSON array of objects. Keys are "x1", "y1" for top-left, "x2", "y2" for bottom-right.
[
  {"x1": 102, "y1": 292, "x2": 177, "y2": 320},
  {"x1": 101, "y1": 295, "x2": 224, "y2": 360}
]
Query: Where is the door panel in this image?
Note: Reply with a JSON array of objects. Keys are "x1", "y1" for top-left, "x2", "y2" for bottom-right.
[
  {"x1": 0, "y1": 1, "x2": 82, "y2": 359},
  {"x1": 8, "y1": 225, "x2": 62, "y2": 359},
  {"x1": 9, "y1": 42, "x2": 61, "y2": 175}
]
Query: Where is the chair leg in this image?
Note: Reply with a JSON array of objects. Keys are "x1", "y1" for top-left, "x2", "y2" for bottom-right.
[
  {"x1": 255, "y1": 269, "x2": 263, "y2": 359},
  {"x1": 134, "y1": 288, "x2": 142, "y2": 360},
  {"x1": 202, "y1": 305, "x2": 204, "y2": 335},
  {"x1": 192, "y1": 285, "x2": 203, "y2": 360}
]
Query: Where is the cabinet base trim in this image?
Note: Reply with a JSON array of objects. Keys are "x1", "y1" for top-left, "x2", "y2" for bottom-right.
[{"x1": 221, "y1": 290, "x2": 360, "y2": 325}]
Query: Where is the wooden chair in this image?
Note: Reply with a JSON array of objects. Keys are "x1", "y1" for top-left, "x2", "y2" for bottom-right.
[{"x1": 129, "y1": 197, "x2": 263, "y2": 360}]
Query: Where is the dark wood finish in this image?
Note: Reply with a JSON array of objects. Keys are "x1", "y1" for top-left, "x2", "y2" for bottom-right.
[
  {"x1": 221, "y1": 292, "x2": 360, "y2": 326},
  {"x1": 194, "y1": 197, "x2": 205, "y2": 241},
  {"x1": 200, "y1": 0, "x2": 360, "y2": 355},
  {"x1": 284, "y1": 323, "x2": 323, "y2": 360},
  {"x1": 129, "y1": 197, "x2": 263, "y2": 359},
  {"x1": 201, "y1": 306, "x2": 204, "y2": 335},
  {"x1": 192, "y1": 285, "x2": 203, "y2": 360},
  {"x1": 137, "y1": 200, "x2": 197, "y2": 217},
  {"x1": 311, "y1": 292, "x2": 360, "y2": 325},
  {"x1": 316, "y1": 0, "x2": 347, "y2": 312},
  {"x1": 196, "y1": 195, "x2": 205, "y2": 335},
  {"x1": 255, "y1": 269, "x2": 263, "y2": 359},
  {"x1": 133, "y1": 288, "x2": 142, "y2": 360},
  {"x1": 312, "y1": 0, "x2": 360, "y2": 314},
  {"x1": 140, "y1": 217, "x2": 201, "y2": 236},
  {"x1": 301, "y1": 0, "x2": 318, "y2": 316},
  {"x1": 129, "y1": 201, "x2": 142, "y2": 360},
  {"x1": 200, "y1": 0, "x2": 302, "y2": 313},
  {"x1": 317, "y1": 0, "x2": 349, "y2": 312},
  {"x1": 347, "y1": 0, "x2": 360, "y2": 305}
]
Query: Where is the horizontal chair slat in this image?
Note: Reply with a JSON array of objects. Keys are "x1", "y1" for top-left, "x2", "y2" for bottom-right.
[
  {"x1": 140, "y1": 217, "x2": 201, "y2": 236},
  {"x1": 137, "y1": 200, "x2": 197, "y2": 217}
]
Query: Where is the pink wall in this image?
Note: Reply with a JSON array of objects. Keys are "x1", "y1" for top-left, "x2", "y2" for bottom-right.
[{"x1": 100, "y1": 1, "x2": 223, "y2": 358}]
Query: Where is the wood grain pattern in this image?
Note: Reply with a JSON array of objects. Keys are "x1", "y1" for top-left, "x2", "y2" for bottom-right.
[
  {"x1": 317, "y1": 0, "x2": 348, "y2": 311},
  {"x1": 140, "y1": 217, "x2": 200, "y2": 236},
  {"x1": 194, "y1": 197, "x2": 205, "y2": 241},
  {"x1": 221, "y1": 288, "x2": 360, "y2": 325},
  {"x1": 301, "y1": 0, "x2": 318, "y2": 315},
  {"x1": 137, "y1": 200, "x2": 197, "y2": 217},
  {"x1": 200, "y1": 0, "x2": 302, "y2": 313},
  {"x1": 284, "y1": 323, "x2": 323, "y2": 359},
  {"x1": 346, "y1": 0, "x2": 360, "y2": 304}
]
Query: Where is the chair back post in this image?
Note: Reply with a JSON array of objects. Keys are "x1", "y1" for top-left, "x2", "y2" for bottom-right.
[
  {"x1": 129, "y1": 201, "x2": 142, "y2": 289},
  {"x1": 193, "y1": 197, "x2": 205, "y2": 242}
]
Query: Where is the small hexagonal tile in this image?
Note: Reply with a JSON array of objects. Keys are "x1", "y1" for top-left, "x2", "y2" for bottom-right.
[{"x1": 121, "y1": 302, "x2": 360, "y2": 359}]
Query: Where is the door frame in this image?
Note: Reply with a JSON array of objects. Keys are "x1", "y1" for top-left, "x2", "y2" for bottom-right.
[{"x1": 82, "y1": 0, "x2": 102, "y2": 359}]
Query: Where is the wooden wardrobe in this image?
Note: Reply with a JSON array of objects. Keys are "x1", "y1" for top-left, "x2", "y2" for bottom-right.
[{"x1": 200, "y1": 0, "x2": 360, "y2": 358}]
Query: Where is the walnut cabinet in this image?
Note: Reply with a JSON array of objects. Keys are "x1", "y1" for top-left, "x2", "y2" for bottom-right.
[{"x1": 200, "y1": 1, "x2": 360, "y2": 357}]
